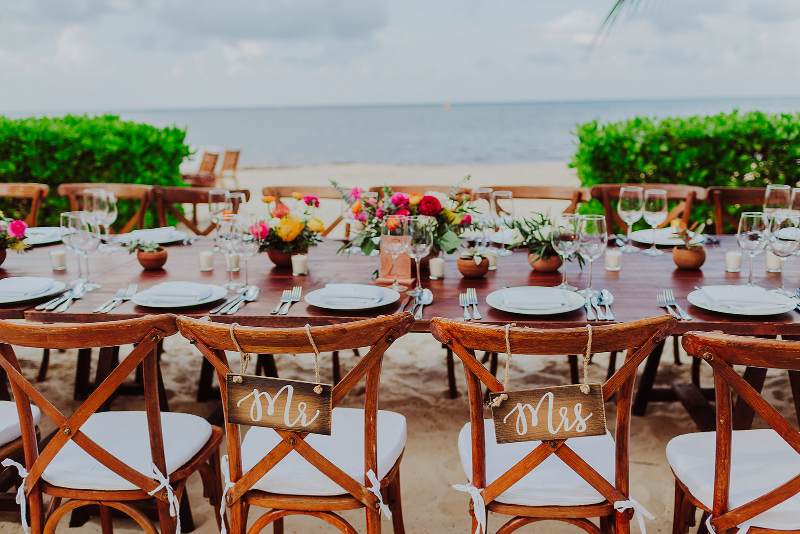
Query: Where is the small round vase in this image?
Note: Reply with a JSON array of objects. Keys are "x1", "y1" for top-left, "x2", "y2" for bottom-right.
[
  {"x1": 137, "y1": 249, "x2": 168, "y2": 271},
  {"x1": 672, "y1": 247, "x2": 706, "y2": 270},
  {"x1": 528, "y1": 254, "x2": 563, "y2": 273},
  {"x1": 457, "y1": 257, "x2": 490, "y2": 279},
  {"x1": 267, "y1": 249, "x2": 293, "y2": 268}
]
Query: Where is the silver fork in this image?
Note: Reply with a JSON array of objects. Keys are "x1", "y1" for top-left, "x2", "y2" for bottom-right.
[
  {"x1": 97, "y1": 283, "x2": 138, "y2": 313},
  {"x1": 94, "y1": 288, "x2": 125, "y2": 313},
  {"x1": 271, "y1": 290, "x2": 291, "y2": 315},
  {"x1": 280, "y1": 286, "x2": 302, "y2": 315},
  {"x1": 657, "y1": 291, "x2": 680, "y2": 319},
  {"x1": 459, "y1": 293, "x2": 472, "y2": 321},
  {"x1": 665, "y1": 288, "x2": 692, "y2": 320},
  {"x1": 467, "y1": 287, "x2": 482, "y2": 320}
]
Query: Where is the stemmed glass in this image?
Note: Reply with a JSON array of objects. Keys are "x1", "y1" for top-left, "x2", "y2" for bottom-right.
[
  {"x1": 407, "y1": 216, "x2": 434, "y2": 297},
  {"x1": 209, "y1": 188, "x2": 228, "y2": 252},
  {"x1": 737, "y1": 212, "x2": 768, "y2": 286},
  {"x1": 219, "y1": 218, "x2": 244, "y2": 290},
  {"x1": 551, "y1": 214, "x2": 580, "y2": 290},
  {"x1": 225, "y1": 191, "x2": 247, "y2": 217},
  {"x1": 767, "y1": 214, "x2": 800, "y2": 295},
  {"x1": 60, "y1": 211, "x2": 101, "y2": 290},
  {"x1": 643, "y1": 189, "x2": 667, "y2": 256},
  {"x1": 577, "y1": 215, "x2": 607, "y2": 298},
  {"x1": 492, "y1": 190, "x2": 514, "y2": 257},
  {"x1": 381, "y1": 215, "x2": 410, "y2": 292},
  {"x1": 473, "y1": 187, "x2": 494, "y2": 253},
  {"x1": 617, "y1": 186, "x2": 643, "y2": 253},
  {"x1": 236, "y1": 215, "x2": 261, "y2": 288},
  {"x1": 764, "y1": 184, "x2": 791, "y2": 221}
]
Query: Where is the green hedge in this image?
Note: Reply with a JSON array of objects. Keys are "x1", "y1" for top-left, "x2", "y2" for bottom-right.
[{"x1": 0, "y1": 115, "x2": 190, "y2": 227}]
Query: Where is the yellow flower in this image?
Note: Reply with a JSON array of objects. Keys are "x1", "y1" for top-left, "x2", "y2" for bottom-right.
[
  {"x1": 307, "y1": 217, "x2": 325, "y2": 233},
  {"x1": 409, "y1": 193, "x2": 423, "y2": 206},
  {"x1": 441, "y1": 208, "x2": 456, "y2": 224},
  {"x1": 276, "y1": 216, "x2": 304, "y2": 242},
  {"x1": 291, "y1": 191, "x2": 303, "y2": 200},
  {"x1": 262, "y1": 195, "x2": 276, "y2": 204}
]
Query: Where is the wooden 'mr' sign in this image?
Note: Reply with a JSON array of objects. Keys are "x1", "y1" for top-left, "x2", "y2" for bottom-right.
[
  {"x1": 489, "y1": 384, "x2": 607, "y2": 444},
  {"x1": 226, "y1": 374, "x2": 333, "y2": 435}
]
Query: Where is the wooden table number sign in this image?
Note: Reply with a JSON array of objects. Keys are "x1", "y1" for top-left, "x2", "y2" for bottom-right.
[{"x1": 376, "y1": 236, "x2": 414, "y2": 287}]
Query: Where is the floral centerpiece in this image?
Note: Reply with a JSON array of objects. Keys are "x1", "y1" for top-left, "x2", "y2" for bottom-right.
[
  {"x1": 0, "y1": 212, "x2": 28, "y2": 265},
  {"x1": 511, "y1": 213, "x2": 584, "y2": 272},
  {"x1": 255, "y1": 193, "x2": 325, "y2": 267},
  {"x1": 332, "y1": 179, "x2": 474, "y2": 256}
]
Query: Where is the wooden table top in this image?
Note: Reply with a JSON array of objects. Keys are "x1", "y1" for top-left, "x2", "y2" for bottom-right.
[{"x1": 6, "y1": 237, "x2": 800, "y2": 335}]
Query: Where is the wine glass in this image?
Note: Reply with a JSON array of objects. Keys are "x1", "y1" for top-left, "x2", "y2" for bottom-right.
[
  {"x1": 225, "y1": 191, "x2": 247, "y2": 217},
  {"x1": 236, "y1": 215, "x2": 261, "y2": 288},
  {"x1": 737, "y1": 212, "x2": 768, "y2": 286},
  {"x1": 617, "y1": 186, "x2": 643, "y2": 253},
  {"x1": 551, "y1": 214, "x2": 580, "y2": 290},
  {"x1": 472, "y1": 187, "x2": 494, "y2": 253},
  {"x1": 768, "y1": 214, "x2": 800, "y2": 295},
  {"x1": 764, "y1": 184, "x2": 791, "y2": 221},
  {"x1": 209, "y1": 188, "x2": 228, "y2": 253},
  {"x1": 492, "y1": 190, "x2": 514, "y2": 257},
  {"x1": 219, "y1": 218, "x2": 244, "y2": 290},
  {"x1": 407, "y1": 216, "x2": 434, "y2": 297},
  {"x1": 60, "y1": 211, "x2": 101, "y2": 290},
  {"x1": 577, "y1": 215, "x2": 607, "y2": 298},
  {"x1": 381, "y1": 215, "x2": 410, "y2": 292},
  {"x1": 643, "y1": 189, "x2": 668, "y2": 256}
]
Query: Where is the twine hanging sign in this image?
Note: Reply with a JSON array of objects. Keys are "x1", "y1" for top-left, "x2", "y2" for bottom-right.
[
  {"x1": 225, "y1": 324, "x2": 333, "y2": 436},
  {"x1": 488, "y1": 324, "x2": 607, "y2": 444}
]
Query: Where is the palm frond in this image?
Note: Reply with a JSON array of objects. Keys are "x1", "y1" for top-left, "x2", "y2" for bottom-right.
[{"x1": 594, "y1": 0, "x2": 641, "y2": 45}]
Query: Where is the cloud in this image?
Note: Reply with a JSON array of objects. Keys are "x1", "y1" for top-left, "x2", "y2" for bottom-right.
[{"x1": 54, "y1": 26, "x2": 94, "y2": 69}]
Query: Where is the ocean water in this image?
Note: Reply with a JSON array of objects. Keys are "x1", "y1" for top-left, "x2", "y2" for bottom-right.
[{"x1": 25, "y1": 98, "x2": 800, "y2": 167}]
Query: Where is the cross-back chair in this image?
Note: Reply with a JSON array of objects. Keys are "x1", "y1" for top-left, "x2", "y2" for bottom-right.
[
  {"x1": 488, "y1": 186, "x2": 586, "y2": 215},
  {"x1": 0, "y1": 183, "x2": 49, "y2": 227},
  {"x1": 707, "y1": 186, "x2": 768, "y2": 235},
  {"x1": 370, "y1": 185, "x2": 473, "y2": 203},
  {"x1": 431, "y1": 315, "x2": 675, "y2": 534},
  {"x1": 670, "y1": 332, "x2": 800, "y2": 533},
  {"x1": 590, "y1": 184, "x2": 706, "y2": 235},
  {"x1": 57, "y1": 183, "x2": 152, "y2": 234},
  {"x1": 219, "y1": 150, "x2": 241, "y2": 189},
  {"x1": 263, "y1": 186, "x2": 349, "y2": 238},
  {"x1": 177, "y1": 312, "x2": 415, "y2": 534},
  {"x1": 154, "y1": 186, "x2": 251, "y2": 236},
  {"x1": 0, "y1": 315, "x2": 223, "y2": 533},
  {"x1": 183, "y1": 152, "x2": 220, "y2": 187}
]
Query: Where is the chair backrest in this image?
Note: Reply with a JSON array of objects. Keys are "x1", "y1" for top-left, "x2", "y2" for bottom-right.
[
  {"x1": 0, "y1": 315, "x2": 178, "y2": 533},
  {"x1": 431, "y1": 315, "x2": 674, "y2": 514},
  {"x1": 488, "y1": 186, "x2": 586, "y2": 214},
  {"x1": 198, "y1": 152, "x2": 220, "y2": 175},
  {"x1": 263, "y1": 186, "x2": 347, "y2": 237},
  {"x1": 154, "y1": 186, "x2": 251, "y2": 235},
  {"x1": 176, "y1": 313, "x2": 414, "y2": 519},
  {"x1": 681, "y1": 332, "x2": 800, "y2": 533},
  {"x1": 0, "y1": 183, "x2": 49, "y2": 227},
  {"x1": 370, "y1": 185, "x2": 473, "y2": 202},
  {"x1": 57, "y1": 183, "x2": 152, "y2": 233},
  {"x1": 590, "y1": 184, "x2": 706, "y2": 234},
  {"x1": 707, "y1": 187, "x2": 767, "y2": 235},
  {"x1": 220, "y1": 151, "x2": 240, "y2": 175}
]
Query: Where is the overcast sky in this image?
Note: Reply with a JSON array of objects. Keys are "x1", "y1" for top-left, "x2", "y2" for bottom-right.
[{"x1": 2, "y1": 0, "x2": 799, "y2": 112}]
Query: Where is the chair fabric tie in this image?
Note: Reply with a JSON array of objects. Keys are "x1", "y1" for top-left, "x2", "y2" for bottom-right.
[
  {"x1": 614, "y1": 498, "x2": 654, "y2": 534},
  {"x1": 219, "y1": 455, "x2": 236, "y2": 534},
  {"x1": 365, "y1": 469, "x2": 392, "y2": 519},
  {"x1": 147, "y1": 464, "x2": 181, "y2": 534},
  {"x1": 452, "y1": 483, "x2": 486, "y2": 534},
  {"x1": 2, "y1": 459, "x2": 29, "y2": 534},
  {"x1": 704, "y1": 514, "x2": 755, "y2": 534}
]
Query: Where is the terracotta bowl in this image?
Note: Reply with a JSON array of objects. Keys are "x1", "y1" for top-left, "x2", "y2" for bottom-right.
[
  {"x1": 672, "y1": 246, "x2": 706, "y2": 270},
  {"x1": 457, "y1": 257, "x2": 490, "y2": 279},
  {"x1": 528, "y1": 253, "x2": 563, "y2": 272},
  {"x1": 267, "y1": 249, "x2": 293, "y2": 268},
  {"x1": 137, "y1": 249, "x2": 168, "y2": 271}
]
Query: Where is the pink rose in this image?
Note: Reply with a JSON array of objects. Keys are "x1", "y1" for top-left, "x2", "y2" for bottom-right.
[
  {"x1": 350, "y1": 187, "x2": 363, "y2": 201},
  {"x1": 376, "y1": 208, "x2": 384, "y2": 219},
  {"x1": 396, "y1": 208, "x2": 410, "y2": 217},
  {"x1": 355, "y1": 212, "x2": 368, "y2": 223},
  {"x1": 303, "y1": 195, "x2": 320, "y2": 208},
  {"x1": 249, "y1": 221, "x2": 269, "y2": 240},
  {"x1": 7, "y1": 219, "x2": 26, "y2": 239},
  {"x1": 461, "y1": 214, "x2": 472, "y2": 226},
  {"x1": 390, "y1": 192, "x2": 409, "y2": 208},
  {"x1": 365, "y1": 197, "x2": 377, "y2": 206}
]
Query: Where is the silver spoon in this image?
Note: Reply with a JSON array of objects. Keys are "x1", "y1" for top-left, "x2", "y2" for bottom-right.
[
  {"x1": 226, "y1": 286, "x2": 260, "y2": 314},
  {"x1": 599, "y1": 289, "x2": 616, "y2": 320},
  {"x1": 414, "y1": 288, "x2": 433, "y2": 320}
]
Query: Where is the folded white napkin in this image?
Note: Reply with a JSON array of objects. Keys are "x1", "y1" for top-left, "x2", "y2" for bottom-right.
[
  {"x1": 135, "y1": 282, "x2": 212, "y2": 306},
  {"x1": 0, "y1": 277, "x2": 54, "y2": 299},
  {"x1": 502, "y1": 288, "x2": 566, "y2": 310},
  {"x1": 698, "y1": 285, "x2": 789, "y2": 313},
  {"x1": 320, "y1": 284, "x2": 384, "y2": 306},
  {"x1": 119, "y1": 227, "x2": 178, "y2": 243}
]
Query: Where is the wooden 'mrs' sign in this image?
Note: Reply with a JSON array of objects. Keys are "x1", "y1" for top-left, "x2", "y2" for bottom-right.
[
  {"x1": 489, "y1": 384, "x2": 606, "y2": 444},
  {"x1": 377, "y1": 236, "x2": 414, "y2": 286},
  {"x1": 226, "y1": 374, "x2": 333, "y2": 435}
]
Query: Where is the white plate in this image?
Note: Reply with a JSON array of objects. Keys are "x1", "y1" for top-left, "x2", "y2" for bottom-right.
[
  {"x1": 132, "y1": 282, "x2": 227, "y2": 309},
  {"x1": 486, "y1": 286, "x2": 585, "y2": 315},
  {"x1": 24, "y1": 227, "x2": 63, "y2": 246},
  {"x1": 0, "y1": 277, "x2": 67, "y2": 304},
  {"x1": 114, "y1": 227, "x2": 188, "y2": 246},
  {"x1": 631, "y1": 228, "x2": 704, "y2": 247},
  {"x1": 687, "y1": 286, "x2": 796, "y2": 316},
  {"x1": 305, "y1": 284, "x2": 400, "y2": 310}
]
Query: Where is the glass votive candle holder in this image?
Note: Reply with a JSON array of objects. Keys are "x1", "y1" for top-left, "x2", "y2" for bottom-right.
[
  {"x1": 725, "y1": 250, "x2": 742, "y2": 273},
  {"x1": 50, "y1": 249, "x2": 67, "y2": 271},
  {"x1": 199, "y1": 250, "x2": 214, "y2": 272},
  {"x1": 429, "y1": 257, "x2": 445, "y2": 280},
  {"x1": 291, "y1": 254, "x2": 308, "y2": 276},
  {"x1": 766, "y1": 250, "x2": 783, "y2": 273},
  {"x1": 604, "y1": 249, "x2": 621, "y2": 271}
]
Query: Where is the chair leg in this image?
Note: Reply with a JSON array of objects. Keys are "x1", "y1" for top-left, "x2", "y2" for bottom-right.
[
  {"x1": 99, "y1": 505, "x2": 114, "y2": 534},
  {"x1": 197, "y1": 359, "x2": 215, "y2": 402},
  {"x1": 365, "y1": 507, "x2": 381, "y2": 534},
  {"x1": 600, "y1": 515, "x2": 613, "y2": 534},
  {"x1": 672, "y1": 480, "x2": 687, "y2": 534},
  {"x1": 74, "y1": 348, "x2": 92, "y2": 400},
  {"x1": 614, "y1": 510, "x2": 630, "y2": 534},
  {"x1": 568, "y1": 355, "x2": 579, "y2": 384},
  {"x1": 697, "y1": 512, "x2": 710, "y2": 534},
  {"x1": 273, "y1": 517, "x2": 284, "y2": 534},
  {"x1": 332, "y1": 351, "x2": 341, "y2": 384},
  {"x1": 446, "y1": 347, "x2": 458, "y2": 399},
  {"x1": 387, "y1": 472, "x2": 406, "y2": 534},
  {"x1": 605, "y1": 351, "x2": 618, "y2": 381},
  {"x1": 691, "y1": 357, "x2": 702, "y2": 387},
  {"x1": 179, "y1": 490, "x2": 195, "y2": 532},
  {"x1": 672, "y1": 334, "x2": 682, "y2": 365},
  {"x1": 37, "y1": 349, "x2": 50, "y2": 382}
]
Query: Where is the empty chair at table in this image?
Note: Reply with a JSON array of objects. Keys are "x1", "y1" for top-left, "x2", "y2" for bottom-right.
[
  {"x1": 431, "y1": 315, "x2": 674, "y2": 533},
  {"x1": 670, "y1": 332, "x2": 800, "y2": 533},
  {"x1": 707, "y1": 186, "x2": 772, "y2": 235},
  {"x1": 177, "y1": 312, "x2": 415, "y2": 534},
  {"x1": 218, "y1": 150, "x2": 241, "y2": 189},
  {"x1": 0, "y1": 315, "x2": 223, "y2": 533},
  {"x1": 487, "y1": 185, "x2": 586, "y2": 215},
  {"x1": 154, "y1": 186, "x2": 251, "y2": 236},
  {"x1": 183, "y1": 151, "x2": 220, "y2": 187},
  {"x1": 0, "y1": 183, "x2": 49, "y2": 227},
  {"x1": 57, "y1": 183, "x2": 152, "y2": 234}
]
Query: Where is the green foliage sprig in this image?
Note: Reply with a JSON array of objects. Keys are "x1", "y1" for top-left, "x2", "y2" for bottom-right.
[
  {"x1": 125, "y1": 240, "x2": 162, "y2": 254},
  {"x1": 511, "y1": 213, "x2": 585, "y2": 267}
]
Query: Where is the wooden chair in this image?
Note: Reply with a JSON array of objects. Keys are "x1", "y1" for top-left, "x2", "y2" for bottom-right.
[
  {"x1": 263, "y1": 186, "x2": 349, "y2": 238},
  {"x1": 671, "y1": 332, "x2": 800, "y2": 533},
  {"x1": 183, "y1": 152, "x2": 220, "y2": 187},
  {"x1": 177, "y1": 312, "x2": 415, "y2": 534},
  {"x1": 590, "y1": 184, "x2": 706, "y2": 235},
  {"x1": 154, "y1": 186, "x2": 251, "y2": 236},
  {"x1": 57, "y1": 183, "x2": 152, "y2": 234},
  {"x1": 707, "y1": 186, "x2": 768, "y2": 235},
  {"x1": 0, "y1": 402, "x2": 41, "y2": 518},
  {"x1": 218, "y1": 150, "x2": 241, "y2": 189},
  {"x1": 0, "y1": 183, "x2": 49, "y2": 227},
  {"x1": 488, "y1": 186, "x2": 586, "y2": 214},
  {"x1": 370, "y1": 185, "x2": 473, "y2": 203},
  {"x1": 431, "y1": 315, "x2": 674, "y2": 533},
  {"x1": 0, "y1": 315, "x2": 223, "y2": 533}
]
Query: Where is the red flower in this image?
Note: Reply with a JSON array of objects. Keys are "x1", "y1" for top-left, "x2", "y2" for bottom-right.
[
  {"x1": 460, "y1": 214, "x2": 472, "y2": 226},
  {"x1": 418, "y1": 195, "x2": 442, "y2": 216},
  {"x1": 7, "y1": 219, "x2": 26, "y2": 239},
  {"x1": 272, "y1": 203, "x2": 290, "y2": 219},
  {"x1": 249, "y1": 222, "x2": 269, "y2": 240},
  {"x1": 303, "y1": 195, "x2": 320, "y2": 208},
  {"x1": 396, "y1": 208, "x2": 410, "y2": 217}
]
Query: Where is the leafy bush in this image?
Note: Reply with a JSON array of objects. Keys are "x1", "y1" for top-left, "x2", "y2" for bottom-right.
[{"x1": 0, "y1": 115, "x2": 190, "y2": 227}]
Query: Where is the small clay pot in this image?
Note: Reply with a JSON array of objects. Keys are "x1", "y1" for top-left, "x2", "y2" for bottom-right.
[
  {"x1": 137, "y1": 248, "x2": 168, "y2": 270},
  {"x1": 672, "y1": 246, "x2": 706, "y2": 270},
  {"x1": 267, "y1": 248, "x2": 293, "y2": 268},
  {"x1": 0, "y1": 249, "x2": 6, "y2": 268},
  {"x1": 457, "y1": 256, "x2": 490, "y2": 279},
  {"x1": 528, "y1": 253, "x2": 563, "y2": 272}
]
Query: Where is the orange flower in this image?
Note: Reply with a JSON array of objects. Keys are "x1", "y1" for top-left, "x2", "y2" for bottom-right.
[
  {"x1": 351, "y1": 200, "x2": 362, "y2": 214},
  {"x1": 291, "y1": 191, "x2": 303, "y2": 200},
  {"x1": 262, "y1": 195, "x2": 276, "y2": 204},
  {"x1": 409, "y1": 193, "x2": 423, "y2": 206},
  {"x1": 272, "y1": 203, "x2": 290, "y2": 219}
]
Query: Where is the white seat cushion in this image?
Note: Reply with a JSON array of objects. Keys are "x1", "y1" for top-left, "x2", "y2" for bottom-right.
[
  {"x1": 458, "y1": 420, "x2": 616, "y2": 506},
  {"x1": 42, "y1": 411, "x2": 212, "y2": 491},
  {"x1": 242, "y1": 407, "x2": 406, "y2": 496},
  {"x1": 667, "y1": 429, "x2": 800, "y2": 530},
  {"x1": 0, "y1": 400, "x2": 41, "y2": 447}
]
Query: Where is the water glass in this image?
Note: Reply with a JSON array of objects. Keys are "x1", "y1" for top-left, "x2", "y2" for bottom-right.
[
  {"x1": 492, "y1": 190, "x2": 514, "y2": 257},
  {"x1": 617, "y1": 186, "x2": 643, "y2": 253},
  {"x1": 551, "y1": 214, "x2": 580, "y2": 290},
  {"x1": 381, "y1": 215, "x2": 410, "y2": 292},
  {"x1": 407, "y1": 216, "x2": 434, "y2": 296},
  {"x1": 472, "y1": 187, "x2": 494, "y2": 253},
  {"x1": 577, "y1": 215, "x2": 607, "y2": 297},
  {"x1": 768, "y1": 214, "x2": 800, "y2": 294},
  {"x1": 764, "y1": 184, "x2": 791, "y2": 221},
  {"x1": 643, "y1": 189, "x2": 667, "y2": 256},
  {"x1": 60, "y1": 211, "x2": 101, "y2": 289},
  {"x1": 737, "y1": 212, "x2": 768, "y2": 286}
]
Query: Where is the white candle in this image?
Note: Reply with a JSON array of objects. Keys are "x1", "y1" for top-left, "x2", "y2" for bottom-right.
[
  {"x1": 50, "y1": 249, "x2": 67, "y2": 271},
  {"x1": 429, "y1": 257, "x2": 445, "y2": 279},
  {"x1": 605, "y1": 249, "x2": 621, "y2": 271},
  {"x1": 487, "y1": 252, "x2": 497, "y2": 271},
  {"x1": 292, "y1": 254, "x2": 308, "y2": 275},
  {"x1": 725, "y1": 250, "x2": 742, "y2": 273},
  {"x1": 199, "y1": 250, "x2": 214, "y2": 272},
  {"x1": 766, "y1": 250, "x2": 783, "y2": 272},
  {"x1": 225, "y1": 253, "x2": 240, "y2": 272}
]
